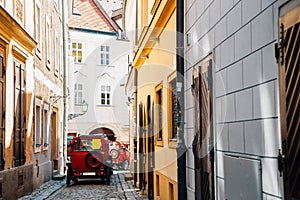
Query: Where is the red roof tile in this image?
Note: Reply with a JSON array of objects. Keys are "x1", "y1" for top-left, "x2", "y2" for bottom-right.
[{"x1": 68, "y1": 0, "x2": 117, "y2": 32}]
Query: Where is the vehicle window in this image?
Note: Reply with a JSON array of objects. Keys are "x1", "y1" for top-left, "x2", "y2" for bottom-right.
[{"x1": 74, "y1": 138, "x2": 102, "y2": 151}]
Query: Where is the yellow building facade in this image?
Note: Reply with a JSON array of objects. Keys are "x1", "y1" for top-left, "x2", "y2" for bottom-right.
[
  {"x1": 0, "y1": 0, "x2": 65, "y2": 198},
  {"x1": 124, "y1": 0, "x2": 178, "y2": 199}
]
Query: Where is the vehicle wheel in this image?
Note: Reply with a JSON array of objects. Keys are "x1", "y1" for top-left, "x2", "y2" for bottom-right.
[
  {"x1": 106, "y1": 176, "x2": 111, "y2": 185},
  {"x1": 104, "y1": 166, "x2": 111, "y2": 185},
  {"x1": 110, "y1": 149, "x2": 119, "y2": 159},
  {"x1": 85, "y1": 152, "x2": 102, "y2": 168},
  {"x1": 123, "y1": 160, "x2": 129, "y2": 170},
  {"x1": 66, "y1": 163, "x2": 72, "y2": 187},
  {"x1": 66, "y1": 175, "x2": 71, "y2": 187}
]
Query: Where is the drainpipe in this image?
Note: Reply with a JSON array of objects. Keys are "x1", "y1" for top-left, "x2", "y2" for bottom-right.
[
  {"x1": 62, "y1": 0, "x2": 68, "y2": 171},
  {"x1": 176, "y1": 0, "x2": 187, "y2": 199}
]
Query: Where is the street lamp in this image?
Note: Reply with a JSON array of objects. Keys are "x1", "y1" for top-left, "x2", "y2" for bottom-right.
[
  {"x1": 81, "y1": 100, "x2": 88, "y2": 113},
  {"x1": 68, "y1": 100, "x2": 88, "y2": 120}
]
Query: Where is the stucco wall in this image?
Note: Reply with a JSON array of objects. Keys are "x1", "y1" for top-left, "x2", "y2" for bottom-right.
[
  {"x1": 68, "y1": 30, "x2": 130, "y2": 143},
  {"x1": 0, "y1": 164, "x2": 33, "y2": 199}
]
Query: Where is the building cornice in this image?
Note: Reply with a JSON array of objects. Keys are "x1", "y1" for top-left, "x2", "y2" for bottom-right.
[
  {"x1": 133, "y1": 0, "x2": 176, "y2": 69},
  {"x1": 0, "y1": 7, "x2": 37, "y2": 53}
]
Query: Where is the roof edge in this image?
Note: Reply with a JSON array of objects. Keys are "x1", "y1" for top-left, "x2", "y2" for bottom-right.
[
  {"x1": 69, "y1": 26, "x2": 117, "y2": 36},
  {"x1": 92, "y1": 0, "x2": 121, "y2": 31}
]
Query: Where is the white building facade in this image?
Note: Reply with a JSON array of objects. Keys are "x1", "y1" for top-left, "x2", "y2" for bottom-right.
[{"x1": 68, "y1": 0, "x2": 130, "y2": 144}]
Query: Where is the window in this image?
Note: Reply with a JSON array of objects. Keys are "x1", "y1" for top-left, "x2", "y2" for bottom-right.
[
  {"x1": 60, "y1": 43, "x2": 63, "y2": 77},
  {"x1": 169, "y1": 78, "x2": 177, "y2": 140},
  {"x1": 14, "y1": 60, "x2": 26, "y2": 167},
  {"x1": 72, "y1": 42, "x2": 82, "y2": 63},
  {"x1": 169, "y1": 182, "x2": 174, "y2": 200},
  {"x1": 74, "y1": 83, "x2": 83, "y2": 105},
  {"x1": 156, "y1": 175, "x2": 160, "y2": 197},
  {"x1": 45, "y1": 17, "x2": 51, "y2": 68},
  {"x1": 100, "y1": 85, "x2": 111, "y2": 105},
  {"x1": 100, "y1": 45, "x2": 110, "y2": 65},
  {"x1": 14, "y1": 0, "x2": 24, "y2": 25},
  {"x1": 43, "y1": 104, "x2": 49, "y2": 149},
  {"x1": 54, "y1": 32, "x2": 59, "y2": 75},
  {"x1": 34, "y1": 98, "x2": 42, "y2": 152},
  {"x1": 35, "y1": 1, "x2": 42, "y2": 51},
  {"x1": 155, "y1": 84, "x2": 163, "y2": 145},
  {"x1": 0, "y1": 53, "x2": 5, "y2": 171}
]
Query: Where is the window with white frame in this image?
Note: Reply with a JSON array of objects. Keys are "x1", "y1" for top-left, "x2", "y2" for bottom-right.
[
  {"x1": 46, "y1": 17, "x2": 51, "y2": 67},
  {"x1": 100, "y1": 85, "x2": 111, "y2": 105},
  {"x1": 55, "y1": 32, "x2": 59, "y2": 74},
  {"x1": 74, "y1": 83, "x2": 83, "y2": 105},
  {"x1": 60, "y1": 43, "x2": 63, "y2": 77},
  {"x1": 72, "y1": 42, "x2": 82, "y2": 63},
  {"x1": 100, "y1": 46, "x2": 110, "y2": 65},
  {"x1": 35, "y1": 1, "x2": 42, "y2": 51},
  {"x1": 43, "y1": 104, "x2": 49, "y2": 149},
  {"x1": 35, "y1": 99, "x2": 42, "y2": 151}
]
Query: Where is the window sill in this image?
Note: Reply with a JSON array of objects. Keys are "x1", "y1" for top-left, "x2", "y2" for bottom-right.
[
  {"x1": 96, "y1": 105, "x2": 113, "y2": 107},
  {"x1": 155, "y1": 139, "x2": 163, "y2": 147},
  {"x1": 74, "y1": 62, "x2": 85, "y2": 65},
  {"x1": 168, "y1": 140, "x2": 177, "y2": 149},
  {"x1": 96, "y1": 64, "x2": 114, "y2": 67}
]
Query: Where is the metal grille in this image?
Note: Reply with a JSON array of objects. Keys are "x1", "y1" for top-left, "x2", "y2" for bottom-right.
[
  {"x1": 171, "y1": 79, "x2": 177, "y2": 139},
  {"x1": 282, "y1": 20, "x2": 300, "y2": 199},
  {"x1": 156, "y1": 89, "x2": 162, "y2": 140}
]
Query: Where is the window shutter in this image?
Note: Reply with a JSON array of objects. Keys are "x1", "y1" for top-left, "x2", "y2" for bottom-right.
[
  {"x1": 14, "y1": 61, "x2": 26, "y2": 167},
  {"x1": 0, "y1": 55, "x2": 4, "y2": 170}
]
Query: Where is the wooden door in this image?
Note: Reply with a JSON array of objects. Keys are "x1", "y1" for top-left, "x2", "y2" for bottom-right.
[
  {"x1": 278, "y1": 5, "x2": 300, "y2": 200},
  {"x1": 0, "y1": 53, "x2": 5, "y2": 170},
  {"x1": 193, "y1": 58, "x2": 214, "y2": 200},
  {"x1": 51, "y1": 110, "x2": 58, "y2": 171}
]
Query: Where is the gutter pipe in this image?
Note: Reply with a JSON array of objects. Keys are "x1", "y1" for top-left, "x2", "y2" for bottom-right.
[
  {"x1": 176, "y1": 0, "x2": 187, "y2": 199},
  {"x1": 62, "y1": 0, "x2": 68, "y2": 170}
]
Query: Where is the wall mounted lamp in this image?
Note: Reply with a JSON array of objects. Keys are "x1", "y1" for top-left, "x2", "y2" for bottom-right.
[{"x1": 68, "y1": 100, "x2": 89, "y2": 120}]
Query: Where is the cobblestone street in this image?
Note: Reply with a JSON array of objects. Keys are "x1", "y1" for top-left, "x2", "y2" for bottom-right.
[{"x1": 19, "y1": 172, "x2": 147, "y2": 200}]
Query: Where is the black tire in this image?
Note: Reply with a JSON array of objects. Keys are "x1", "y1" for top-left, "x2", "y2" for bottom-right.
[
  {"x1": 105, "y1": 166, "x2": 112, "y2": 185},
  {"x1": 66, "y1": 175, "x2": 71, "y2": 187},
  {"x1": 66, "y1": 163, "x2": 72, "y2": 187},
  {"x1": 85, "y1": 152, "x2": 102, "y2": 168}
]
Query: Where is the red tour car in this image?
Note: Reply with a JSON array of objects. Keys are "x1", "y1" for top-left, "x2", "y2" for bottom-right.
[{"x1": 66, "y1": 134, "x2": 113, "y2": 186}]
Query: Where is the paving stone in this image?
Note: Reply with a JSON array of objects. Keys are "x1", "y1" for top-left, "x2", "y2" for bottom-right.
[{"x1": 18, "y1": 172, "x2": 147, "y2": 200}]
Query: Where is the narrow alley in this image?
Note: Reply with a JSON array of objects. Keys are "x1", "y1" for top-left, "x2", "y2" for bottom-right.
[
  {"x1": 0, "y1": 0, "x2": 299, "y2": 199},
  {"x1": 19, "y1": 172, "x2": 147, "y2": 200}
]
